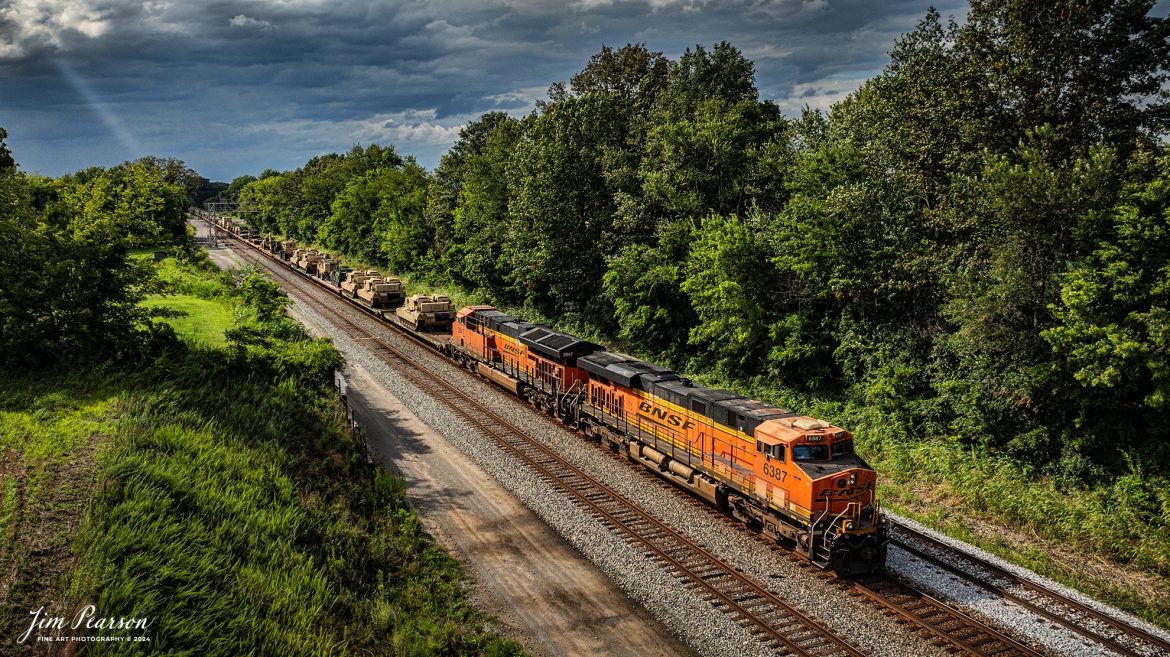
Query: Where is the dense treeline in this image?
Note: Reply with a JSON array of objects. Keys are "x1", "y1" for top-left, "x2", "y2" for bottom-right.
[
  {"x1": 234, "y1": 0, "x2": 1169, "y2": 489},
  {"x1": 0, "y1": 136, "x2": 192, "y2": 367}
]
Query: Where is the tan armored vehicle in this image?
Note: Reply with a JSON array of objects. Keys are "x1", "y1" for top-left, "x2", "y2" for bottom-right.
[
  {"x1": 313, "y1": 258, "x2": 340, "y2": 280},
  {"x1": 341, "y1": 270, "x2": 378, "y2": 296},
  {"x1": 279, "y1": 240, "x2": 297, "y2": 260},
  {"x1": 396, "y1": 294, "x2": 456, "y2": 330},
  {"x1": 295, "y1": 249, "x2": 323, "y2": 272},
  {"x1": 356, "y1": 276, "x2": 404, "y2": 309}
]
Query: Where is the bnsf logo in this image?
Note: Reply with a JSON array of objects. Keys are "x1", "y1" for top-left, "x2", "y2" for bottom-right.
[{"x1": 637, "y1": 401, "x2": 696, "y2": 431}]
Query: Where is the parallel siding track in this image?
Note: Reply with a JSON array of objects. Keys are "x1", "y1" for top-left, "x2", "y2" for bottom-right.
[{"x1": 889, "y1": 527, "x2": 1170, "y2": 657}]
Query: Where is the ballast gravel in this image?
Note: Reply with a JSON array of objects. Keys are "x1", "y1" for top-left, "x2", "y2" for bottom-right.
[
  {"x1": 266, "y1": 262, "x2": 1158, "y2": 657},
  {"x1": 889, "y1": 515, "x2": 1170, "y2": 657}
]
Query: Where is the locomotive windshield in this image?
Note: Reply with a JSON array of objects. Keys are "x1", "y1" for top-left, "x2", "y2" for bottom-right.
[
  {"x1": 831, "y1": 439, "x2": 854, "y2": 458},
  {"x1": 792, "y1": 444, "x2": 829, "y2": 461}
]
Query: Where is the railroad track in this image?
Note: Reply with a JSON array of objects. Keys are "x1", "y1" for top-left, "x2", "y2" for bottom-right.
[
  {"x1": 208, "y1": 222, "x2": 1158, "y2": 657},
  {"x1": 573, "y1": 447, "x2": 1050, "y2": 657},
  {"x1": 216, "y1": 231, "x2": 866, "y2": 657},
  {"x1": 890, "y1": 525, "x2": 1170, "y2": 657}
]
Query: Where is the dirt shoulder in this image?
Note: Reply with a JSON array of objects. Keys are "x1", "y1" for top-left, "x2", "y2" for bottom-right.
[
  {"x1": 0, "y1": 436, "x2": 107, "y2": 655},
  {"x1": 342, "y1": 362, "x2": 696, "y2": 657}
]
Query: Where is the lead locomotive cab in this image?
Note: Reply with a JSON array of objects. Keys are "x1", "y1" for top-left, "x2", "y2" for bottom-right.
[{"x1": 752, "y1": 419, "x2": 887, "y2": 575}]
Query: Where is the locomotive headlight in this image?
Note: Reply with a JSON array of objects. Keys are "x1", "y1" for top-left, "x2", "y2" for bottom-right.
[
  {"x1": 849, "y1": 473, "x2": 857, "y2": 485},
  {"x1": 845, "y1": 521, "x2": 854, "y2": 530}
]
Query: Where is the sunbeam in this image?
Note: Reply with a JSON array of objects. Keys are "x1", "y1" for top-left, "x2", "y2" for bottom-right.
[{"x1": 52, "y1": 59, "x2": 143, "y2": 159}]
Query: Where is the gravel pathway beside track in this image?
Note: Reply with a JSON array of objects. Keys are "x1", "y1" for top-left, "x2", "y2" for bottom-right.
[{"x1": 888, "y1": 516, "x2": 1170, "y2": 657}]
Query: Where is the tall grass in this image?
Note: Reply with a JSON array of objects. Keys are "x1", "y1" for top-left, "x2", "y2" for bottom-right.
[{"x1": 2, "y1": 254, "x2": 524, "y2": 656}]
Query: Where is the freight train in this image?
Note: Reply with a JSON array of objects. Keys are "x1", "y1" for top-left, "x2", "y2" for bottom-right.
[{"x1": 201, "y1": 211, "x2": 888, "y2": 574}]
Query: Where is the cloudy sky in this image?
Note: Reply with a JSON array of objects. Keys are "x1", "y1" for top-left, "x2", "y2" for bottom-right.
[{"x1": 0, "y1": 0, "x2": 972, "y2": 182}]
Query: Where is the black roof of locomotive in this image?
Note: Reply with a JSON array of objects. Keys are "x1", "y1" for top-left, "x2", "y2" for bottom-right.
[
  {"x1": 579, "y1": 351, "x2": 678, "y2": 389},
  {"x1": 518, "y1": 326, "x2": 599, "y2": 359},
  {"x1": 471, "y1": 309, "x2": 596, "y2": 358},
  {"x1": 475, "y1": 310, "x2": 537, "y2": 338},
  {"x1": 579, "y1": 351, "x2": 796, "y2": 435}
]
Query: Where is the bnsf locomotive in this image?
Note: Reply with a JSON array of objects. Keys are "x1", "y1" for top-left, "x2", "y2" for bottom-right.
[
  {"x1": 450, "y1": 306, "x2": 887, "y2": 574},
  {"x1": 204, "y1": 212, "x2": 888, "y2": 574}
]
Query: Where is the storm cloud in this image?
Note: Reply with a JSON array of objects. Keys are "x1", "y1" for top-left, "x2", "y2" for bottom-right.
[{"x1": 0, "y1": 0, "x2": 969, "y2": 180}]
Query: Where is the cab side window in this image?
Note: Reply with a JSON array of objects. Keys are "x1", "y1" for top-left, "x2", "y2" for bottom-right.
[
  {"x1": 761, "y1": 443, "x2": 786, "y2": 462},
  {"x1": 770, "y1": 444, "x2": 786, "y2": 463}
]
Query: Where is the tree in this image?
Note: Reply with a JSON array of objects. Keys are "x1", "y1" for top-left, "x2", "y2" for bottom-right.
[
  {"x1": 426, "y1": 112, "x2": 522, "y2": 291},
  {"x1": 374, "y1": 159, "x2": 431, "y2": 274},
  {"x1": 556, "y1": 43, "x2": 669, "y2": 116},
  {"x1": 1042, "y1": 153, "x2": 1170, "y2": 466},
  {"x1": 0, "y1": 160, "x2": 184, "y2": 367},
  {"x1": 242, "y1": 274, "x2": 290, "y2": 323},
  {"x1": 959, "y1": 0, "x2": 1170, "y2": 156},
  {"x1": 603, "y1": 217, "x2": 696, "y2": 357},
  {"x1": 503, "y1": 94, "x2": 623, "y2": 318},
  {"x1": 0, "y1": 127, "x2": 15, "y2": 173},
  {"x1": 228, "y1": 175, "x2": 257, "y2": 198},
  {"x1": 681, "y1": 213, "x2": 776, "y2": 374},
  {"x1": 135, "y1": 156, "x2": 204, "y2": 204}
]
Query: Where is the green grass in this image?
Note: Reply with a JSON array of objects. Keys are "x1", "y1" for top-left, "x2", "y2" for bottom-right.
[
  {"x1": 142, "y1": 294, "x2": 234, "y2": 346},
  {"x1": 0, "y1": 374, "x2": 123, "y2": 654},
  {"x1": 1, "y1": 254, "x2": 525, "y2": 656}
]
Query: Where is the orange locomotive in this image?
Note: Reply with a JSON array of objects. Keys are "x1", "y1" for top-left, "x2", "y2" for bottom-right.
[
  {"x1": 451, "y1": 306, "x2": 597, "y2": 415},
  {"x1": 451, "y1": 307, "x2": 887, "y2": 575}
]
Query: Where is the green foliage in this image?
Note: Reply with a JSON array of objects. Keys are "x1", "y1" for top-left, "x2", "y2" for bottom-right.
[
  {"x1": 1041, "y1": 154, "x2": 1170, "y2": 468},
  {"x1": 242, "y1": 273, "x2": 290, "y2": 323},
  {"x1": 0, "y1": 127, "x2": 14, "y2": 172},
  {"x1": 602, "y1": 218, "x2": 694, "y2": 357},
  {"x1": 0, "y1": 154, "x2": 189, "y2": 368},
  {"x1": 503, "y1": 93, "x2": 622, "y2": 317},
  {"x1": 428, "y1": 112, "x2": 522, "y2": 293},
  {"x1": 681, "y1": 213, "x2": 774, "y2": 373}
]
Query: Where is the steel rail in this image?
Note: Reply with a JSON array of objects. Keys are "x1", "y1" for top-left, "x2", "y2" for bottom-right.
[{"x1": 890, "y1": 526, "x2": 1170, "y2": 657}]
